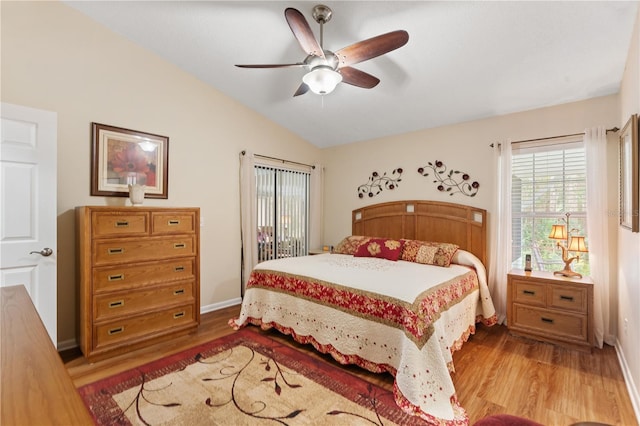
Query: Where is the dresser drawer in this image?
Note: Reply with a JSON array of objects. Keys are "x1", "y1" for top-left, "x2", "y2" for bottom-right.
[
  {"x1": 547, "y1": 284, "x2": 587, "y2": 313},
  {"x1": 152, "y1": 212, "x2": 196, "y2": 235},
  {"x1": 512, "y1": 280, "x2": 546, "y2": 306},
  {"x1": 94, "y1": 281, "x2": 195, "y2": 321},
  {"x1": 93, "y1": 259, "x2": 195, "y2": 293},
  {"x1": 92, "y1": 212, "x2": 149, "y2": 237},
  {"x1": 512, "y1": 304, "x2": 588, "y2": 341},
  {"x1": 93, "y1": 235, "x2": 196, "y2": 266},
  {"x1": 94, "y1": 304, "x2": 196, "y2": 350}
]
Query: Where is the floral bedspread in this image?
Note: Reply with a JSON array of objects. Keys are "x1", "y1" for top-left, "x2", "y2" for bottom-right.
[{"x1": 231, "y1": 251, "x2": 497, "y2": 425}]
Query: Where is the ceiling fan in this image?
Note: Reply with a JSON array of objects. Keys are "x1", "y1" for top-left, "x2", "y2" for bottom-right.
[{"x1": 235, "y1": 4, "x2": 409, "y2": 96}]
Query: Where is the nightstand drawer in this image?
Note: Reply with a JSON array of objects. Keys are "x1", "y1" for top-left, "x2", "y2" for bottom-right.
[
  {"x1": 547, "y1": 285, "x2": 587, "y2": 313},
  {"x1": 513, "y1": 305, "x2": 587, "y2": 341},
  {"x1": 512, "y1": 280, "x2": 546, "y2": 306}
]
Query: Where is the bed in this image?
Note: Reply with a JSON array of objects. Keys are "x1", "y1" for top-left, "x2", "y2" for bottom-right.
[{"x1": 231, "y1": 200, "x2": 497, "y2": 425}]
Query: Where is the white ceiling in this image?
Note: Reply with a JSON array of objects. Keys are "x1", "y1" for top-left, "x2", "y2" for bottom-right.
[{"x1": 64, "y1": 1, "x2": 638, "y2": 148}]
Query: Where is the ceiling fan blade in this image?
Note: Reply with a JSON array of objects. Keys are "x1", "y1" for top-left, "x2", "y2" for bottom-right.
[
  {"x1": 335, "y1": 30, "x2": 409, "y2": 68},
  {"x1": 285, "y1": 8, "x2": 324, "y2": 58},
  {"x1": 339, "y1": 67, "x2": 380, "y2": 89},
  {"x1": 293, "y1": 83, "x2": 309, "y2": 97},
  {"x1": 235, "y1": 63, "x2": 305, "y2": 69}
]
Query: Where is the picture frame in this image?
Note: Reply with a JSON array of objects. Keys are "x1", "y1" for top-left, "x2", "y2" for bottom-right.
[
  {"x1": 619, "y1": 114, "x2": 638, "y2": 232},
  {"x1": 91, "y1": 123, "x2": 169, "y2": 199}
]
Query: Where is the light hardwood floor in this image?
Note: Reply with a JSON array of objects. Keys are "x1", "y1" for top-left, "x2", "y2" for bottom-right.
[{"x1": 63, "y1": 305, "x2": 637, "y2": 425}]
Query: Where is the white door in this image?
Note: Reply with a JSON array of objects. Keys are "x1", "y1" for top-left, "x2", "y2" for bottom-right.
[{"x1": 0, "y1": 103, "x2": 57, "y2": 346}]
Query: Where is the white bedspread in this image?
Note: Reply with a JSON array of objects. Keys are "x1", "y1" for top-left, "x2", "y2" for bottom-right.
[{"x1": 232, "y1": 250, "x2": 497, "y2": 425}]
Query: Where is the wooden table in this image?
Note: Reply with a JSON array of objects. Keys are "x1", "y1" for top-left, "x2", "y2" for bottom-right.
[{"x1": 1, "y1": 285, "x2": 93, "y2": 425}]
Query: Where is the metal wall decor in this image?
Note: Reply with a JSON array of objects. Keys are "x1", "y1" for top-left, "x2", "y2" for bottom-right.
[
  {"x1": 418, "y1": 160, "x2": 479, "y2": 197},
  {"x1": 357, "y1": 168, "x2": 403, "y2": 198}
]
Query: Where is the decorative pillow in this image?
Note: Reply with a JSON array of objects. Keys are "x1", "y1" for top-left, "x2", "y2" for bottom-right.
[
  {"x1": 334, "y1": 235, "x2": 371, "y2": 255},
  {"x1": 401, "y1": 239, "x2": 459, "y2": 267},
  {"x1": 354, "y1": 238, "x2": 405, "y2": 261}
]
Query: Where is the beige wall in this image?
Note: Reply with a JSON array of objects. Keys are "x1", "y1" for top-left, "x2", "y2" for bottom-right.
[
  {"x1": 1, "y1": 1, "x2": 321, "y2": 346},
  {"x1": 321, "y1": 95, "x2": 620, "y2": 249},
  {"x1": 618, "y1": 3, "x2": 640, "y2": 416}
]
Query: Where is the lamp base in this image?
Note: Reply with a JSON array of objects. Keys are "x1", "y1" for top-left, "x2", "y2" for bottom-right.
[{"x1": 553, "y1": 269, "x2": 583, "y2": 279}]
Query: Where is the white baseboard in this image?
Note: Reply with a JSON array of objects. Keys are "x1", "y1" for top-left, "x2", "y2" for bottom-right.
[
  {"x1": 56, "y1": 298, "x2": 243, "y2": 352},
  {"x1": 615, "y1": 338, "x2": 640, "y2": 423},
  {"x1": 200, "y1": 297, "x2": 242, "y2": 314}
]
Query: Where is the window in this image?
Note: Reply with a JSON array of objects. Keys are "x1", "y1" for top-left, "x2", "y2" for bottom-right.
[
  {"x1": 256, "y1": 165, "x2": 310, "y2": 262},
  {"x1": 511, "y1": 138, "x2": 590, "y2": 276}
]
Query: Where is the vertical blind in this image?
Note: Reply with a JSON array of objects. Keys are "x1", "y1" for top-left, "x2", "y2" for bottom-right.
[
  {"x1": 511, "y1": 139, "x2": 589, "y2": 274},
  {"x1": 256, "y1": 165, "x2": 310, "y2": 262}
]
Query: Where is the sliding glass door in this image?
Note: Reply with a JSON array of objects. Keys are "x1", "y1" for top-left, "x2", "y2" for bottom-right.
[{"x1": 255, "y1": 165, "x2": 310, "y2": 262}]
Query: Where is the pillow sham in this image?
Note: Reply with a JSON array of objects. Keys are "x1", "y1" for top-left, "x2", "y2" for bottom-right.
[
  {"x1": 333, "y1": 235, "x2": 371, "y2": 255},
  {"x1": 401, "y1": 239, "x2": 459, "y2": 267},
  {"x1": 354, "y1": 238, "x2": 404, "y2": 261}
]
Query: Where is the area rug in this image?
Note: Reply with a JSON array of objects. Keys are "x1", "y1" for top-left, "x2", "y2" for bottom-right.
[{"x1": 78, "y1": 328, "x2": 430, "y2": 425}]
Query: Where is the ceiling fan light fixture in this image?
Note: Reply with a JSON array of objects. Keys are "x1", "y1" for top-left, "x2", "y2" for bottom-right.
[{"x1": 302, "y1": 66, "x2": 342, "y2": 95}]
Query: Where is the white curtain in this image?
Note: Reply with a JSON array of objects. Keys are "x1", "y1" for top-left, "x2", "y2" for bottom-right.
[
  {"x1": 239, "y1": 151, "x2": 257, "y2": 295},
  {"x1": 488, "y1": 141, "x2": 512, "y2": 324},
  {"x1": 309, "y1": 164, "x2": 324, "y2": 250},
  {"x1": 585, "y1": 127, "x2": 614, "y2": 347}
]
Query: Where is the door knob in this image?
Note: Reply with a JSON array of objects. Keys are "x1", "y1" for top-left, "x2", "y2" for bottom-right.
[{"x1": 29, "y1": 248, "x2": 53, "y2": 257}]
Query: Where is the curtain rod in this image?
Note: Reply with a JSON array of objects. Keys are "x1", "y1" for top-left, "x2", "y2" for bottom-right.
[
  {"x1": 241, "y1": 150, "x2": 315, "y2": 169},
  {"x1": 489, "y1": 127, "x2": 620, "y2": 148}
]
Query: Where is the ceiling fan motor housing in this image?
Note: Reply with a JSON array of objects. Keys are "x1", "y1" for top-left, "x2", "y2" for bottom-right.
[{"x1": 312, "y1": 5, "x2": 332, "y2": 24}]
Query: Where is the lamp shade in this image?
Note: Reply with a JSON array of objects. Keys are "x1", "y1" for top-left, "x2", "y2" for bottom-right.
[
  {"x1": 302, "y1": 66, "x2": 342, "y2": 95},
  {"x1": 568, "y1": 236, "x2": 588, "y2": 252},
  {"x1": 549, "y1": 224, "x2": 567, "y2": 240}
]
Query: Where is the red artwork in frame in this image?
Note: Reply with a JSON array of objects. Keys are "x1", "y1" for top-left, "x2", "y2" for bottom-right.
[{"x1": 91, "y1": 123, "x2": 168, "y2": 199}]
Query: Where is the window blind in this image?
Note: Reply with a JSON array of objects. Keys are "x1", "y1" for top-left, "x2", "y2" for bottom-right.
[
  {"x1": 256, "y1": 165, "x2": 310, "y2": 262},
  {"x1": 511, "y1": 139, "x2": 589, "y2": 274}
]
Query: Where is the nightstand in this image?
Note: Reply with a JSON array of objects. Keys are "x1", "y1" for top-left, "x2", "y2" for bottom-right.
[
  {"x1": 507, "y1": 269, "x2": 594, "y2": 352},
  {"x1": 308, "y1": 248, "x2": 326, "y2": 255}
]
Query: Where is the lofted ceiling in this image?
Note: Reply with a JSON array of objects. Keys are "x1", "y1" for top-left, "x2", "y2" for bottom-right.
[{"x1": 64, "y1": 1, "x2": 638, "y2": 148}]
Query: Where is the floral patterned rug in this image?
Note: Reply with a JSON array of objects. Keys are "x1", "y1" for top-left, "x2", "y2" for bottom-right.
[{"x1": 78, "y1": 328, "x2": 430, "y2": 425}]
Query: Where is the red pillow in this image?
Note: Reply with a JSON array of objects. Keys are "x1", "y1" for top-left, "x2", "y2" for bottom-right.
[{"x1": 354, "y1": 238, "x2": 404, "y2": 261}]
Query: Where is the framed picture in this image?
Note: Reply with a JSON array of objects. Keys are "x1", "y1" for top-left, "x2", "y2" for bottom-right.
[
  {"x1": 91, "y1": 123, "x2": 169, "y2": 199},
  {"x1": 619, "y1": 114, "x2": 638, "y2": 232}
]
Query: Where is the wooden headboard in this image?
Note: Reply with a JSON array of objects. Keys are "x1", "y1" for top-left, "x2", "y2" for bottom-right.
[{"x1": 352, "y1": 200, "x2": 487, "y2": 265}]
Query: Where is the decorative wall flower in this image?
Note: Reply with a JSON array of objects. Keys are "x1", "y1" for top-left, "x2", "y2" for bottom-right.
[
  {"x1": 418, "y1": 160, "x2": 479, "y2": 197},
  {"x1": 357, "y1": 168, "x2": 403, "y2": 198}
]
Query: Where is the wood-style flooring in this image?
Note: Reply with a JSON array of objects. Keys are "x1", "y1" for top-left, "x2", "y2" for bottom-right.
[{"x1": 63, "y1": 305, "x2": 638, "y2": 425}]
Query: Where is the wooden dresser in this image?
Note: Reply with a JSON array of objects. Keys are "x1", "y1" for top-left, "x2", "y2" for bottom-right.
[
  {"x1": 77, "y1": 206, "x2": 200, "y2": 361},
  {"x1": 507, "y1": 269, "x2": 594, "y2": 352}
]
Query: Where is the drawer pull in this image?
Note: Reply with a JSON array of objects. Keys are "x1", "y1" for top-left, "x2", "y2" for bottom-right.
[
  {"x1": 108, "y1": 326, "x2": 124, "y2": 335},
  {"x1": 560, "y1": 295, "x2": 574, "y2": 302},
  {"x1": 108, "y1": 274, "x2": 124, "y2": 281},
  {"x1": 108, "y1": 248, "x2": 124, "y2": 255},
  {"x1": 174, "y1": 243, "x2": 186, "y2": 249},
  {"x1": 173, "y1": 311, "x2": 185, "y2": 319},
  {"x1": 174, "y1": 289, "x2": 185, "y2": 295},
  {"x1": 168, "y1": 220, "x2": 180, "y2": 226},
  {"x1": 541, "y1": 317, "x2": 554, "y2": 324},
  {"x1": 174, "y1": 266, "x2": 185, "y2": 272},
  {"x1": 109, "y1": 300, "x2": 124, "y2": 308},
  {"x1": 114, "y1": 221, "x2": 129, "y2": 227},
  {"x1": 523, "y1": 290, "x2": 536, "y2": 296}
]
